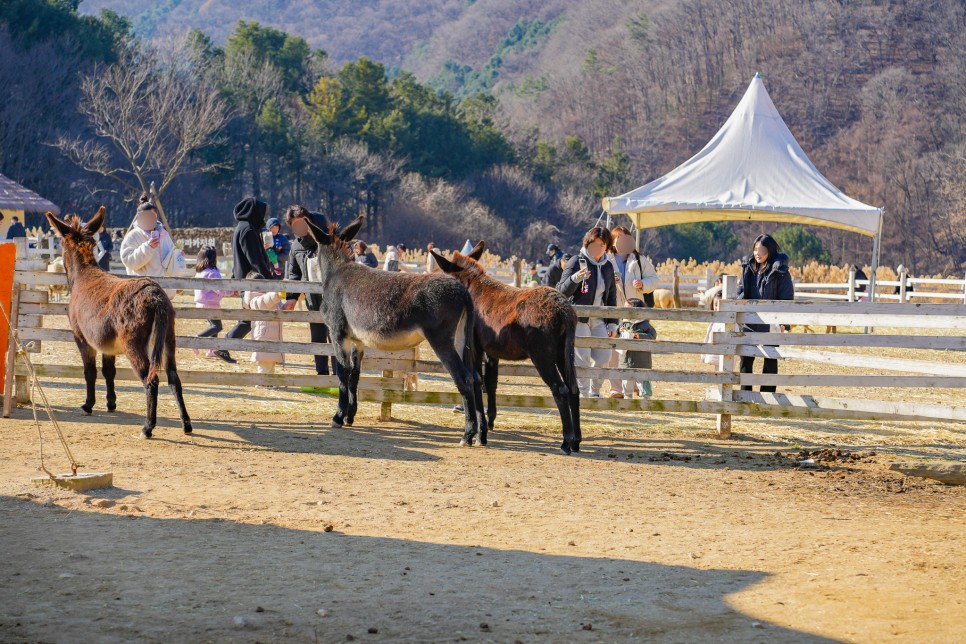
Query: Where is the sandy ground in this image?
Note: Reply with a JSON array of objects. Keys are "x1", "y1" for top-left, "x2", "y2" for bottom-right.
[
  {"x1": 1, "y1": 296, "x2": 964, "y2": 642},
  {"x1": 1, "y1": 381, "x2": 965, "y2": 643}
]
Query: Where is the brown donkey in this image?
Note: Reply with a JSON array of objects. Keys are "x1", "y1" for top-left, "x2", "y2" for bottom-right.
[
  {"x1": 45, "y1": 209, "x2": 191, "y2": 438},
  {"x1": 432, "y1": 242, "x2": 581, "y2": 454}
]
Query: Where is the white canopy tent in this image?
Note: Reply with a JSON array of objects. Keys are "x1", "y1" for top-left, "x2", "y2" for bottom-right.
[{"x1": 603, "y1": 73, "x2": 883, "y2": 296}]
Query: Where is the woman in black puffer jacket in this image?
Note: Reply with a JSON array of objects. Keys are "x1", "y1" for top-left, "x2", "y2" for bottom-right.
[
  {"x1": 737, "y1": 234, "x2": 794, "y2": 393},
  {"x1": 557, "y1": 227, "x2": 618, "y2": 398}
]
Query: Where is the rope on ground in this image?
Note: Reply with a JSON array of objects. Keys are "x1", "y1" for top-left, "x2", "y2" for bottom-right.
[{"x1": 0, "y1": 300, "x2": 80, "y2": 477}]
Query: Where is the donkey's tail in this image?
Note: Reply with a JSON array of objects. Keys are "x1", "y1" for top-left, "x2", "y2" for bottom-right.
[
  {"x1": 561, "y1": 323, "x2": 578, "y2": 393},
  {"x1": 147, "y1": 305, "x2": 170, "y2": 383},
  {"x1": 457, "y1": 302, "x2": 475, "y2": 369}
]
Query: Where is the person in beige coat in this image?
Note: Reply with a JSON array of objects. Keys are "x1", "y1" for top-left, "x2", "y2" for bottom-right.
[
  {"x1": 604, "y1": 227, "x2": 660, "y2": 397},
  {"x1": 243, "y1": 272, "x2": 284, "y2": 376}
]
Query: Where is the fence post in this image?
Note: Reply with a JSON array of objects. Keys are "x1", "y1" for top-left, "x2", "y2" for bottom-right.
[
  {"x1": 1, "y1": 242, "x2": 17, "y2": 416},
  {"x1": 962, "y1": 272, "x2": 966, "y2": 305},
  {"x1": 380, "y1": 367, "x2": 394, "y2": 421},
  {"x1": 513, "y1": 257, "x2": 523, "y2": 287},
  {"x1": 404, "y1": 347, "x2": 419, "y2": 392},
  {"x1": 715, "y1": 274, "x2": 738, "y2": 439},
  {"x1": 898, "y1": 266, "x2": 908, "y2": 303},
  {"x1": 847, "y1": 266, "x2": 856, "y2": 303},
  {"x1": 672, "y1": 265, "x2": 681, "y2": 308},
  {"x1": 2, "y1": 282, "x2": 22, "y2": 416},
  {"x1": 705, "y1": 267, "x2": 715, "y2": 293}
]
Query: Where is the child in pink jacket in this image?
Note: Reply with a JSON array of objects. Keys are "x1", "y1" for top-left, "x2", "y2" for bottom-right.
[{"x1": 194, "y1": 246, "x2": 235, "y2": 363}]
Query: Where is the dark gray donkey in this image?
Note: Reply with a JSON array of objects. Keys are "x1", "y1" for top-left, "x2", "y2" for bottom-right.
[{"x1": 304, "y1": 215, "x2": 485, "y2": 445}]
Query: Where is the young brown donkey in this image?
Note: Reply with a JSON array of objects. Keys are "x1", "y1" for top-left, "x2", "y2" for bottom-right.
[
  {"x1": 432, "y1": 242, "x2": 582, "y2": 454},
  {"x1": 45, "y1": 209, "x2": 191, "y2": 438}
]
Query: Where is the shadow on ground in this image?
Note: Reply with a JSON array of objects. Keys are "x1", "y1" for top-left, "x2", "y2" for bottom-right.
[{"x1": 0, "y1": 496, "x2": 835, "y2": 642}]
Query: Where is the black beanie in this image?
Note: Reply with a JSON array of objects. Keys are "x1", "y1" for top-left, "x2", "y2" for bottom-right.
[{"x1": 233, "y1": 197, "x2": 267, "y2": 224}]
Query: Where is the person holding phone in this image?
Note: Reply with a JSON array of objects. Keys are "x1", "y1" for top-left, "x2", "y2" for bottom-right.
[
  {"x1": 120, "y1": 194, "x2": 175, "y2": 281},
  {"x1": 557, "y1": 227, "x2": 618, "y2": 398},
  {"x1": 737, "y1": 233, "x2": 795, "y2": 392}
]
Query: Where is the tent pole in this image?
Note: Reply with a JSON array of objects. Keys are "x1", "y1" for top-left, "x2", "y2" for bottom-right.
[
  {"x1": 864, "y1": 210, "x2": 883, "y2": 334},
  {"x1": 868, "y1": 211, "x2": 883, "y2": 304},
  {"x1": 635, "y1": 226, "x2": 641, "y2": 252}
]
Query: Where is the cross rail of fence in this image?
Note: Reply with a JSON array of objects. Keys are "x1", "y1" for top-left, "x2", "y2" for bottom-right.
[{"x1": 4, "y1": 260, "x2": 965, "y2": 435}]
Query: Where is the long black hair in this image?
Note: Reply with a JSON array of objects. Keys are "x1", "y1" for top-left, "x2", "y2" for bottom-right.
[
  {"x1": 195, "y1": 245, "x2": 217, "y2": 272},
  {"x1": 751, "y1": 234, "x2": 781, "y2": 268}
]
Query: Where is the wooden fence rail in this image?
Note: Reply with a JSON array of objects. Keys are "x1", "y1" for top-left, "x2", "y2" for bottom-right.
[{"x1": 4, "y1": 262, "x2": 965, "y2": 437}]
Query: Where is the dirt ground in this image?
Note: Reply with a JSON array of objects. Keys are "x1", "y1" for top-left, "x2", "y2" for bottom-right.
[
  {"x1": 1, "y1": 377, "x2": 964, "y2": 643},
  {"x1": 1, "y1": 299, "x2": 965, "y2": 642}
]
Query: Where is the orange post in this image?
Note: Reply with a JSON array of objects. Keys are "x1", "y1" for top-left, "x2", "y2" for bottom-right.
[{"x1": 0, "y1": 242, "x2": 16, "y2": 394}]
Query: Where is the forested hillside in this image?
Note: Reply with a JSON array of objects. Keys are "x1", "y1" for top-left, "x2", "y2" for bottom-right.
[{"x1": 2, "y1": 0, "x2": 963, "y2": 272}]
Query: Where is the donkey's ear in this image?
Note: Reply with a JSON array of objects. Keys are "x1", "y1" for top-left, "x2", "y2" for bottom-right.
[
  {"x1": 431, "y1": 249, "x2": 462, "y2": 274},
  {"x1": 305, "y1": 217, "x2": 331, "y2": 246},
  {"x1": 45, "y1": 212, "x2": 73, "y2": 238},
  {"x1": 468, "y1": 240, "x2": 485, "y2": 261},
  {"x1": 82, "y1": 206, "x2": 106, "y2": 235},
  {"x1": 338, "y1": 215, "x2": 365, "y2": 242}
]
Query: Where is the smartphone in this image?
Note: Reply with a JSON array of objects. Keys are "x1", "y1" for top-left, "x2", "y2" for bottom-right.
[
  {"x1": 578, "y1": 257, "x2": 587, "y2": 269},
  {"x1": 150, "y1": 230, "x2": 160, "y2": 241}
]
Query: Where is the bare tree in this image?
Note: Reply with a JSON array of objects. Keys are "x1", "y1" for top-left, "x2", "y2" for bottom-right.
[{"x1": 56, "y1": 39, "x2": 228, "y2": 228}]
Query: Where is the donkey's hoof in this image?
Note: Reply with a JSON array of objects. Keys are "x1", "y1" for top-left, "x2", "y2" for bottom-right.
[
  {"x1": 141, "y1": 429, "x2": 153, "y2": 440},
  {"x1": 571, "y1": 442, "x2": 581, "y2": 453},
  {"x1": 331, "y1": 418, "x2": 344, "y2": 428},
  {"x1": 106, "y1": 404, "x2": 117, "y2": 412},
  {"x1": 459, "y1": 438, "x2": 472, "y2": 447},
  {"x1": 559, "y1": 440, "x2": 572, "y2": 456},
  {"x1": 80, "y1": 405, "x2": 93, "y2": 415},
  {"x1": 343, "y1": 419, "x2": 354, "y2": 427},
  {"x1": 182, "y1": 422, "x2": 193, "y2": 434}
]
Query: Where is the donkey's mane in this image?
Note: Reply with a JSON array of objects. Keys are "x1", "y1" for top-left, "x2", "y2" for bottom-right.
[
  {"x1": 448, "y1": 252, "x2": 510, "y2": 293},
  {"x1": 60, "y1": 216, "x2": 98, "y2": 265}
]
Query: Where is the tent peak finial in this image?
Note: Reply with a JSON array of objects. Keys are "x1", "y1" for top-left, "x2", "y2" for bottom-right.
[{"x1": 755, "y1": 71, "x2": 761, "y2": 79}]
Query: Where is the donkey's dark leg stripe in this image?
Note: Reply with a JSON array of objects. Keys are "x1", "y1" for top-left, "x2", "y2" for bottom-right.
[
  {"x1": 530, "y1": 349, "x2": 577, "y2": 453},
  {"x1": 484, "y1": 356, "x2": 499, "y2": 431},
  {"x1": 102, "y1": 354, "x2": 117, "y2": 412},
  {"x1": 331, "y1": 340, "x2": 352, "y2": 427},
  {"x1": 76, "y1": 340, "x2": 97, "y2": 414}
]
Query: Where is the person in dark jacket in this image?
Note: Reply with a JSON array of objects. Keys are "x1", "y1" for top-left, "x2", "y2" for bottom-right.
[
  {"x1": 5, "y1": 215, "x2": 26, "y2": 239},
  {"x1": 282, "y1": 205, "x2": 342, "y2": 379},
  {"x1": 737, "y1": 233, "x2": 795, "y2": 393},
  {"x1": 557, "y1": 227, "x2": 618, "y2": 397},
  {"x1": 224, "y1": 197, "x2": 274, "y2": 357},
  {"x1": 617, "y1": 298, "x2": 657, "y2": 398},
  {"x1": 94, "y1": 223, "x2": 113, "y2": 271},
  {"x1": 542, "y1": 252, "x2": 569, "y2": 288},
  {"x1": 353, "y1": 241, "x2": 379, "y2": 268}
]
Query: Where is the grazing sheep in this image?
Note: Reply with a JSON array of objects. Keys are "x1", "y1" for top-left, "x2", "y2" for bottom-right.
[
  {"x1": 652, "y1": 288, "x2": 675, "y2": 308},
  {"x1": 46, "y1": 256, "x2": 68, "y2": 302}
]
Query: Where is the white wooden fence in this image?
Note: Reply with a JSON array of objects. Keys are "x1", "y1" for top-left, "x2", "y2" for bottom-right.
[{"x1": 4, "y1": 255, "x2": 964, "y2": 437}]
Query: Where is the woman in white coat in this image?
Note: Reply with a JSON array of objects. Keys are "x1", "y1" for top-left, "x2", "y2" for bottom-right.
[{"x1": 120, "y1": 196, "x2": 175, "y2": 279}]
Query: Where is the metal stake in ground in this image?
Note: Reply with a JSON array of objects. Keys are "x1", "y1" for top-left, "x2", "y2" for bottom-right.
[{"x1": 0, "y1": 300, "x2": 113, "y2": 492}]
